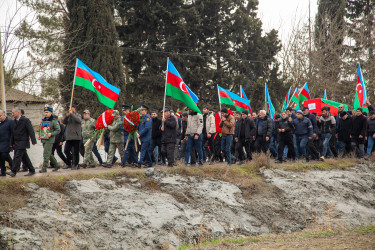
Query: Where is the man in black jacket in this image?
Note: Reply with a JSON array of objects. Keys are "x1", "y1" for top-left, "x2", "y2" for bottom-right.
[
  {"x1": 253, "y1": 110, "x2": 273, "y2": 153},
  {"x1": 7, "y1": 108, "x2": 37, "y2": 177},
  {"x1": 350, "y1": 108, "x2": 367, "y2": 159},
  {"x1": 0, "y1": 110, "x2": 13, "y2": 176},
  {"x1": 161, "y1": 108, "x2": 177, "y2": 167},
  {"x1": 275, "y1": 111, "x2": 296, "y2": 163},
  {"x1": 337, "y1": 111, "x2": 352, "y2": 157},
  {"x1": 149, "y1": 111, "x2": 162, "y2": 164},
  {"x1": 235, "y1": 110, "x2": 256, "y2": 164},
  {"x1": 302, "y1": 107, "x2": 320, "y2": 160}
]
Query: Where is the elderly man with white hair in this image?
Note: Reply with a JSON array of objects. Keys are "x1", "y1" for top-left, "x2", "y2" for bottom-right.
[
  {"x1": 6, "y1": 107, "x2": 37, "y2": 177},
  {"x1": 0, "y1": 110, "x2": 13, "y2": 176}
]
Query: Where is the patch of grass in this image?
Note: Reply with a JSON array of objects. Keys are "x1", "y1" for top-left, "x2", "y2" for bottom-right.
[
  {"x1": 0, "y1": 169, "x2": 146, "y2": 212},
  {"x1": 270, "y1": 158, "x2": 357, "y2": 171},
  {"x1": 348, "y1": 225, "x2": 375, "y2": 234},
  {"x1": 178, "y1": 236, "x2": 262, "y2": 249}
]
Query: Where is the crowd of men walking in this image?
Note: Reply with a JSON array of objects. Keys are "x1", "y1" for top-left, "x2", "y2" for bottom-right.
[{"x1": 1, "y1": 100, "x2": 375, "y2": 177}]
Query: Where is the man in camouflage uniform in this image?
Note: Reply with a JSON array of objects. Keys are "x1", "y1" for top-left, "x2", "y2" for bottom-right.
[
  {"x1": 39, "y1": 107, "x2": 61, "y2": 173},
  {"x1": 103, "y1": 110, "x2": 124, "y2": 168},
  {"x1": 80, "y1": 110, "x2": 96, "y2": 168}
]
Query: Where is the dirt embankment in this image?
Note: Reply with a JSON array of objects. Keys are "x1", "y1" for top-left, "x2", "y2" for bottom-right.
[{"x1": 0, "y1": 163, "x2": 374, "y2": 249}]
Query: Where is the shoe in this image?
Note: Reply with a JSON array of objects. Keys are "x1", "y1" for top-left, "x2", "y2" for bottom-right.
[
  {"x1": 19, "y1": 169, "x2": 28, "y2": 172},
  {"x1": 72, "y1": 165, "x2": 79, "y2": 170},
  {"x1": 320, "y1": 156, "x2": 325, "y2": 161},
  {"x1": 25, "y1": 172, "x2": 36, "y2": 176},
  {"x1": 237, "y1": 161, "x2": 243, "y2": 165},
  {"x1": 143, "y1": 164, "x2": 152, "y2": 168},
  {"x1": 39, "y1": 169, "x2": 47, "y2": 173},
  {"x1": 6, "y1": 171, "x2": 16, "y2": 177},
  {"x1": 136, "y1": 164, "x2": 142, "y2": 168},
  {"x1": 52, "y1": 166, "x2": 60, "y2": 172},
  {"x1": 0, "y1": 173, "x2": 6, "y2": 177},
  {"x1": 275, "y1": 160, "x2": 283, "y2": 164},
  {"x1": 88, "y1": 165, "x2": 96, "y2": 168},
  {"x1": 105, "y1": 164, "x2": 113, "y2": 168},
  {"x1": 79, "y1": 163, "x2": 87, "y2": 168},
  {"x1": 63, "y1": 165, "x2": 71, "y2": 169},
  {"x1": 302, "y1": 158, "x2": 309, "y2": 163}
]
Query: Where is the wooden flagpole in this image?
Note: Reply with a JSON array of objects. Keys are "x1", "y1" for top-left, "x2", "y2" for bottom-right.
[
  {"x1": 162, "y1": 57, "x2": 169, "y2": 123},
  {"x1": 69, "y1": 58, "x2": 79, "y2": 109}
]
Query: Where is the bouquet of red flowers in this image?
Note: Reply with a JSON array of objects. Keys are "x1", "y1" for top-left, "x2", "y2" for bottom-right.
[
  {"x1": 123, "y1": 111, "x2": 140, "y2": 133},
  {"x1": 96, "y1": 109, "x2": 115, "y2": 130}
]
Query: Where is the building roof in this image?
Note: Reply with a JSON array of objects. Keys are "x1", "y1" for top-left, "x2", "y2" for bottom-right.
[{"x1": 1, "y1": 88, "x2": 47, "y2": 103}]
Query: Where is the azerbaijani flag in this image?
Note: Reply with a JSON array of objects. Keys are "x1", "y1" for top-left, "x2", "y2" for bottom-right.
[
  {"x1": 240, "y1": 85, "x2": 247, "y2": 99},
  {"x1": 290, "y1": 87, "x2": 300, "y2": 110},
  {"x1": 218, "y1": 85, "x2": 251, "y2": 113},
  {"x1": 299, "y1": 83, "x2": 311, "y2": 102},
  {"x1": 265, "y1": 83, "x2": 275, "y2": 119},
  {"x1": 354, "y1": 64, "x2": 368, "y2": 112},
  {"x1": 281, "y1": 87, "x2": 291, "y2": 112},
  {"x1": 74, "y1": 59, "x2": 121, "y2": 109},
  {"x1": 166, "y1": 59, "x2": 201, "y2": 114},
  {"x1": 240, "y1": 85, "x2": 252, "y2": 112}
]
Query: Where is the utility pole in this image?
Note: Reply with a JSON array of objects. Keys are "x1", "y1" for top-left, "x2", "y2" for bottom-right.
[{"x1": 0, "y1": 30, "x2": 6, "y2": 111}]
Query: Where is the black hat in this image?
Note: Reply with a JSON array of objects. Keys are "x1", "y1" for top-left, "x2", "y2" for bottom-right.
[
  {"x1": 221, "y1": 108, "x2": 228, "y2": 113},
  {"x1": 122, "y1": 104, "x2": 131, "y2": 111},
  {"x1": 302, "y1": 107, "x2": 309, "y2": 111},
  {"x1": 341, "y1": 111, "x2": 347, "y2": 116},
  {"x1": 71, "y1": 104, "x2": 77, "y2": 108},
  {"x1": 369, "y1": 111, "x2": 375, "y2": 116},
  {"x1": 275, "y1": 114, "x2": 281, "y2": 119},
  {"x1": 242, "y1": 110, "x2": 249, "y2": 115},
  {"x1": 356, "y1": 108, "x2": 362, "y2": 112}
]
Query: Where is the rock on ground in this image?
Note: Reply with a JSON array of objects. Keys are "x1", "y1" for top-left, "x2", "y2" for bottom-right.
[{"x1": 0, "y1": 165, "x2": 375, "y2": 249}]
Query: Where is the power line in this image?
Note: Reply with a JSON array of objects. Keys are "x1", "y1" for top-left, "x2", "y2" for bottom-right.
[{"x1": 0, "y1": 30, "x2": 277, "y2": 64}]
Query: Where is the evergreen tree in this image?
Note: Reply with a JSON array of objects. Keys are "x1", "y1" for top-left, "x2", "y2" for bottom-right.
[
  {"x1": 116, "y1": 0, "x2": 282, "y2": 111},
  {"x1": 60, "y1": 0, "x2": 124, "y2": 115}
]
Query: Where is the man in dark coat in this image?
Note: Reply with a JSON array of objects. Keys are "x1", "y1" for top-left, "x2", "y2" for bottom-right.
[
  {"x1": 275, "y1": 111, "x2": 296, "y2": 163},
  {"x1": 253, "y1": 110, "x2": 273, "y2": 153},
  {"x1": 161, "y1": 108, "x2": 177, "y2": 167},
  {"x1": 303, "y1": 107, "x2": 320, "y2": 160},
  {"x1": 337, "y1": 111, "x2": 352, "y2": 157},
  {"x1": 0, "y1": 110, "x2": 13, "y2": 176},
  {"x1": 235, "y1": 110, "x2": 256, "y2": 164},
  {"x1": 350, "y1": 108, "x2": 367, "y2": 159},
  {"x1": 7, "y1": 108, "x2": 36, "y2": 177},
  {"x1": 149, "y1": 111, "x2": 162, "y2": 164}
]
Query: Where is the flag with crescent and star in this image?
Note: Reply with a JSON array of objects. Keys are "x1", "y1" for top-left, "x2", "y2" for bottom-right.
[
  {"x1": 74, "y1": 59, "x2": 121, "y2": 109},
  {"x1": 165, "y1": 59, "x2": 201, "y2": 114},
  {"x1": 354, "y1": 63, "x2": 368, "y2": 112}
]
